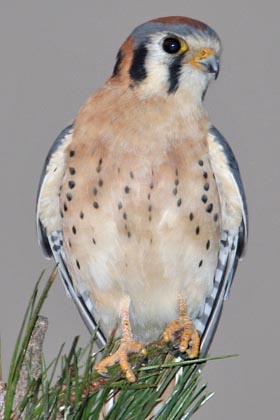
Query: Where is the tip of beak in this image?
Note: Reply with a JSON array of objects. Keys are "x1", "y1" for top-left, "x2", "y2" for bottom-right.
[
  {"x1": 199, "y1": 55, "x2": 220, "y2": 79},
  {"x1": 213, "y1": 66, "x2": 219, "y2": 80}
]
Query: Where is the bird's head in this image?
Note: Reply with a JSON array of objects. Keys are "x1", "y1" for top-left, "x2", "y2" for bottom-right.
[{"x1": 111, "y1": 16, "x2": 222, "y2": 102}]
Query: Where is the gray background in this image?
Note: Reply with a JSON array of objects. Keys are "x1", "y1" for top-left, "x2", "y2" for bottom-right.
[{"x1": 0, "y1": 1, "x2": 278, "y2": 419}]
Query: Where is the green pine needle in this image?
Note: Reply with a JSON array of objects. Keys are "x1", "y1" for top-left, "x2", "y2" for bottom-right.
[{"x1": 2, "y1": 270, "x2": 236, "y2": 419}]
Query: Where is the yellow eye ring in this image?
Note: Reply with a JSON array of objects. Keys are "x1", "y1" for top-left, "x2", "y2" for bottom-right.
[{"x1": 179, "y1": 39, "x2": 189, "y2": 53}]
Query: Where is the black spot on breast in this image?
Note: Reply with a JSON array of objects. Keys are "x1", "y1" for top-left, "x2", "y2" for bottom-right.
[
  {"x1": 147, "y1": 193, "x2": 151, "y2": 200},
  {"x1": 127, "y1": 231, "x2": 131, "y2": 238},
  {"x1": 148, "y1": 205, "x2": 152, "y2": 212},
  {"x1": 92, "y1": 237, "x2": 96, "y2": 245},
  {"x1": 177, "y1": 198, "x2": 182, "y2": 207},
  {"x1": 150, "y1": 181, "x2": 154, "y2": 189},
  {"x1": 174, "y1": 179, "x2": 179, "y2": 186},
  {"x1": 123, "y1": 212, "x2": 127, "y2": 220},
  {"x1": 196, "y1": 226, "x2": 200, "y2": 235},
  {"x1": 198, "y1": 160, "x2": 204, "y2": 166},
  {"x1": 69, "y1": 150, "x2": 75, "y2": 157},
  {"x1": 63, "y1": 202, "x2": 68, "y2": 212},
  {"x1": 173, "y1": 187, "x2": 178, "y2": 195},
  {"x1": 198, "y1": 260, "x2": 203, "y2": 268},
  {"x1": 69, "y1": 167, "x2": 76, "y2": 175},
  {"x1": 118, "y1": 201, "x2": 123, "y2": 210},
  {"x1": 189, "y1": 212, "x2": 194, "y2": 221},
  {"x1": 60, "y1": 210, "x2": 64, "y2": 218},
  {"x1": 68, "y1": 239, "x2": 71, "y2": 248},
  {"x1": 130, "y1": 171, "x2": 134, "y2": 179},
  {"x1": 93, "y1": 187, "x2": 98, "y2": 196},
  {"x1": 204, "y1": 183, "x2": 209, "y2": 191},
  {"x1": 72, "y1": 226, "x2": 76, "y2": 234},
  {"x1": 76, "y1": 259, "x2": 80, "y2": 270},
  {"x1": 66, "y1": 192, "x2": 72, "y2": 201},
  {"x1": 80, "y1": 211, "x2": 84, "y2": 219},
  {"x1": 93, "y1": 201, "x2": 99, "y2": 209},
  {"x1": 203, "y1": 171, "x2": 208, "y2": 179},
  {"x1": 213, "y1": 213, "x2": 219, "y2": 222},
  {"x1": 96, "y1": 158, "x2": 103, "y2": 173},
  {"x1": 124, "y1": 186, "x2": 130, "y2": 194},
  {"x1": 68, "y1": 180, "x2": 75, "y2": 189},
  {"x1": 129, "y1": 43, "x2": 148, "y2": 82},
  {"x1": 206, "y1": 240, "x2": 210, "y2": 250},
  {"x1": 206, "y1": 203, "x2": 213, "y2": 213},
  {"x1": 98, "y1": 179, "x2": 104, "y2": 187},
  {"x1": 201, "y1": 195, "x2": 208, "y2": 203}
]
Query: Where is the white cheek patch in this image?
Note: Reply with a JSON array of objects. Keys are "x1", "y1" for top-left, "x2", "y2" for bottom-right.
[
  {"x1": 148, "y1": 56, "x2": 169, "y2": 85},
  {"x1": 135, "y1": 31, "x2": 221, "y2": 98},
  {"x1": 179, "y1": 67, "x2": 209, "y2": 98},
  {"x1": 137, "y1": 50, "x2": 170, "y2": 96},
  {"x1": 137, "y1": 32, "x2": 178, "y2": 95}
]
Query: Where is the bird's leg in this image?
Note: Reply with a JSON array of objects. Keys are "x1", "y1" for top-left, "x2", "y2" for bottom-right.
[
  {"x1": 95, "y1": 296, "x2": 146, "y2": 382},
  {"x1": 163, "y1": 294, "x2": 200, "y2": 358}
]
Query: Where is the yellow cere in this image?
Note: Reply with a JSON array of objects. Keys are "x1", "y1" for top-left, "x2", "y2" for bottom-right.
[{"x1": 190, "y1": 48, "x2": 214, "y2": 69}]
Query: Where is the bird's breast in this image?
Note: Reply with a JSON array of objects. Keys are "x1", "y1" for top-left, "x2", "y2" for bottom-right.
[{"x1": 60, "y1": 132, "x2": 221, "y2": 341}]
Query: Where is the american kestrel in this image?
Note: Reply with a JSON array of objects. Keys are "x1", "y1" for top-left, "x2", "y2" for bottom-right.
[{"x1": 36, "y1": 16, "x2": 248, "y2": 382}]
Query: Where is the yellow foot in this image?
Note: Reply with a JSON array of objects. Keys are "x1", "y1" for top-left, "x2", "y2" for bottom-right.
[
  {"x1": 96, "y1": 338, "x2": 146, "y2": 382},
  {"x1": 95, "y1": 295, "x2": 146, "y2": 382},
  {"x1": 163, "y1": 294, "x2": 200, "y2": 358}
]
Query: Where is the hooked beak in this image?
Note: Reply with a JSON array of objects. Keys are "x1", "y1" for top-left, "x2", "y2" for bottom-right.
[{"x1": 189, "y1": 48, "x2": 220, "y2": 80}]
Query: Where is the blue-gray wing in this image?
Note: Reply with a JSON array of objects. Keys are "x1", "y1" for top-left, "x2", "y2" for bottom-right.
[
  {"x1": 36, "y1": 124, "x2": 106, "y2": 346},
  {"x1": 197, "y1": 126, "x2": 248, "y2": 355},
  {"x1": 211, "y1": 126, "x2": 248, "y2": 258}
]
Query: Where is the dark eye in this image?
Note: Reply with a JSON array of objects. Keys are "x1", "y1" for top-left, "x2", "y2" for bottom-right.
[{"x1": 162, "y1": 37, "x2": 181, "y2": 54}]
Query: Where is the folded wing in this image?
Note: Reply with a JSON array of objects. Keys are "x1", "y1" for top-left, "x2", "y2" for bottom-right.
[{"x1": 196, "y1": 126, "x2": 248, "y2": 355}]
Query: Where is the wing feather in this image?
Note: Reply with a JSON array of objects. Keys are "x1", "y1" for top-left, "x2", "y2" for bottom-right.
[
  {"x1": 48, "y1": 231, "x2": 106, "y2": 346},
  {"x1": 196, "y1": 126, "x2": 248, "y2": 355},
  {"x1": 36, "y1": 125, "x2": 106, "y2": 346}
]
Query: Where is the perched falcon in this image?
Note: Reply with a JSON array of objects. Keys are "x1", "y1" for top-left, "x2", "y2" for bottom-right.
[{"x1": 36, "y1": 16, "x2": 248, "y2": 382}]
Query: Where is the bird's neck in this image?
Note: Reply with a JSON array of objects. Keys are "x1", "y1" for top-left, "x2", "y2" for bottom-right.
[
  {"x1": 108, "y1": 78, "x2": 208, "y2": 122},
  {"x1": 74, "y1": 82, "x2": 210, "y2": 158}
]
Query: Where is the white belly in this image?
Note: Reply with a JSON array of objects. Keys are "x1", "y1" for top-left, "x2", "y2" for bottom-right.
[{"x1": 61, "y1": 144, "x2": 221, "y2": 342}]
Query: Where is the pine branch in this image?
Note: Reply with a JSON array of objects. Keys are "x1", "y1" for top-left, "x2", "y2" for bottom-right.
[
  {"x1": 2, "y1": 270, "x2": 235, "y2": 420},
  {"x1": 13, "y1": 316, "x2": 48, "y2": 417}
]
